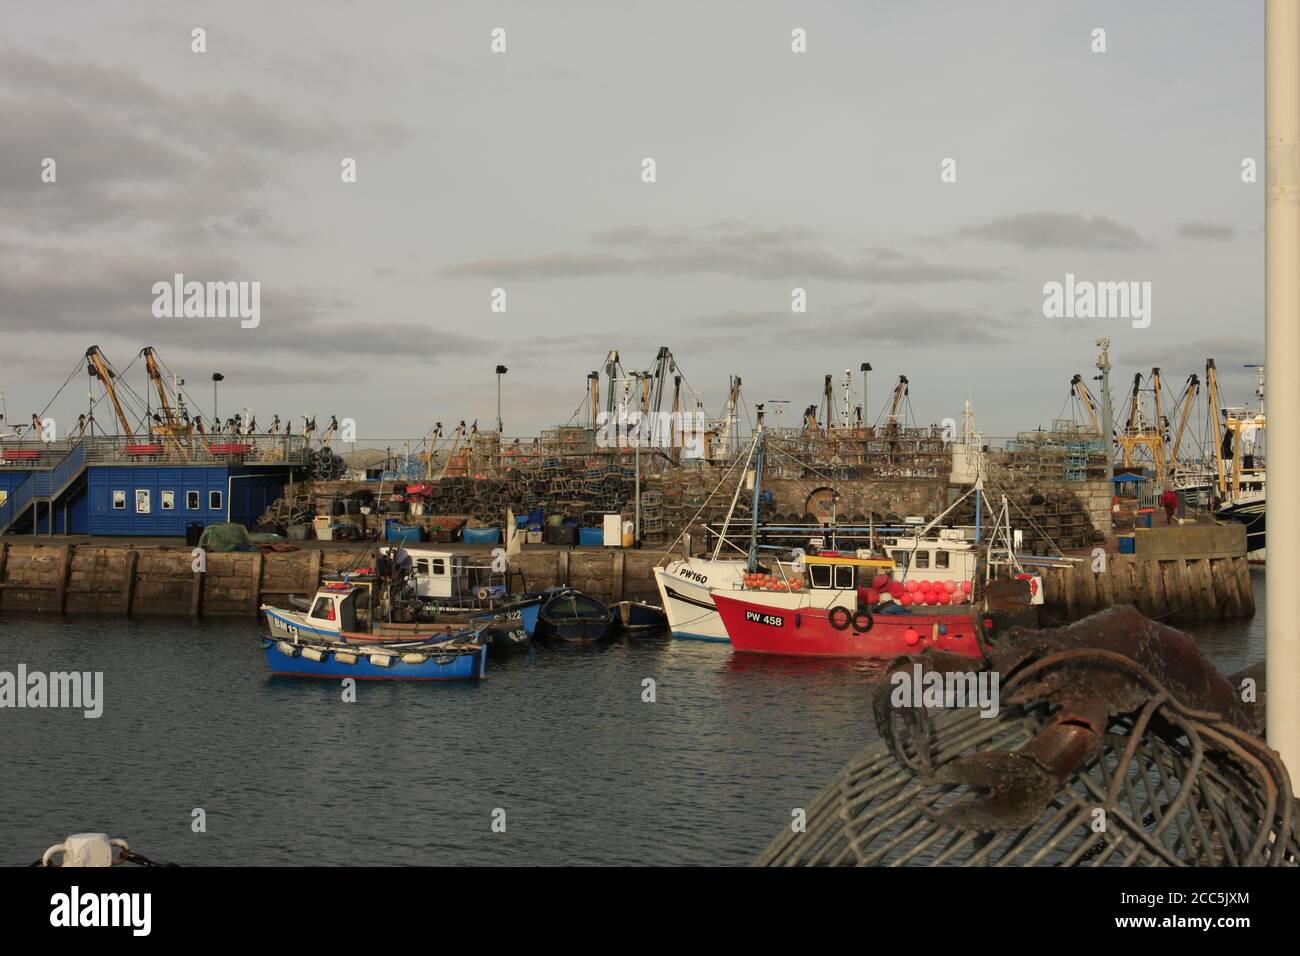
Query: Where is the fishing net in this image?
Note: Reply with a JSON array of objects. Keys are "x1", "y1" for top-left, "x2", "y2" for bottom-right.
[{"x1": 197, "y1": 521, "x2": 252, "y2": 553}]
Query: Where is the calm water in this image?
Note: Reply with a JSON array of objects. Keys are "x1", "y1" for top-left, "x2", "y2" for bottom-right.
[{"x1": 0, "y1": 570, "x2": 1265, "y2": 866}]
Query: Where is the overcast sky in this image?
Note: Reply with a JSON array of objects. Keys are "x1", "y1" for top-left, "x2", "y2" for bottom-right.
[{"x1": 0, "y1": 1, "x2": 1265, "y2": 445}]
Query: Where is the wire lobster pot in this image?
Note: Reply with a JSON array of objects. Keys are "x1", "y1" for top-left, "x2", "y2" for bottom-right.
[{"x1": 758, "y1": 647, "x2": 1298, "y2": 867}]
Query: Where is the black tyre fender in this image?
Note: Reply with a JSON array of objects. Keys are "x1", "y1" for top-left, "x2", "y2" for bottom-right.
[
  {"x1": 852, "y1": 610, "x2": 873, "y2": 633},
  {"x1": 828, "y1": 606, "x2": 851, "y2": 630}
]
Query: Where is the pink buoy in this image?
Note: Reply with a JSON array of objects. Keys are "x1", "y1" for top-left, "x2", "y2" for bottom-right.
[
  {"x1": 943, "y1": 580, "x2": 956, "y2": 594},
  {"x1": 960, "y1": 580, "x2": 973, "y2": 594},
  {"x1": 903, "y1": 628, "x2": 919, "y2": 646},
  {"x1": 899, "y1": 593, "x2": 913, "y2": 606},
  {"x1": 905, "y1": 580, "x2": 918, "y2": 593},
  {"x1": 872, "y1": 573, "x2": 890, "y2": 590},
  {"x1": 865, "y1": 589, "x2": 880, "y2": 604},
  {"x1": 889, "y1": 581, "x2": 905, "y2": 598}
]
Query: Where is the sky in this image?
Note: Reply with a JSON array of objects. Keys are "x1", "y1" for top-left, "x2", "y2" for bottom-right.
[{"x1": 0, "y1": 0, "x2": 1266, "y2": 446}]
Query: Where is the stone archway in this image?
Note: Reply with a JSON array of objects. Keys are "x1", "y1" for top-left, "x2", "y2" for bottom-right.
[{"x1": 804, "y1": 486, "x2": 839, "y2": 522}]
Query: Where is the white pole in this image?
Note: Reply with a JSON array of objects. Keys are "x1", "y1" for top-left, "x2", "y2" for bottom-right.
[{"x1": 1266, "y1": 0, "x2": 1300, "y2": 774}]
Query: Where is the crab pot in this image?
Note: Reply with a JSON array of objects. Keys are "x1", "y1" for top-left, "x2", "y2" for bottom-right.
[{"x1": 758, "y1": 652, "x2": 1297, "y2": 867}]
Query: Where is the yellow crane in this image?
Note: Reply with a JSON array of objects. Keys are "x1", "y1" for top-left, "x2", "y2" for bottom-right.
[
  {"x1": 141, "y1": 347, "x2": 192, "y2": 460},
  {"x1": 85, "y1": 346, "x2": 134, "y2": 439},
  {"x1": 1117, "y1": 369, "x2": 1167, "y2": 482},
  {"x1": 1069, "y1": 373, "x2": 1103, "y2": 436},
  {"x1": 1165, "y1": 373, "x2": 1200, "y2": 478}
]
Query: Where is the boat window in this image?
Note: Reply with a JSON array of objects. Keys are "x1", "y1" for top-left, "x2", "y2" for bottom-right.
[
  {"x1": 310, "y1": 597, "x2": 335, "y2": 620},
  {"x1": 415, "y1": 559, "x2": 429, "y2": 574},
  {"x1": 915, "y1": 551, "x2": 930, "y2": 569},
  {"x1": 809, "y1": 564, "x2": 832, "y2": 588},
  {"x1": 432, "y1": 559, "x2": 446, "y2": 575},
  {"x1": 834, "y1": 565, "x2": 854, "y2": 589},
  {"x1": 935, "y1": 550, "x2": 949, "y2": 569},
  {"x1": 890, "y1": 550, "x2": 909, "y2": 569}
]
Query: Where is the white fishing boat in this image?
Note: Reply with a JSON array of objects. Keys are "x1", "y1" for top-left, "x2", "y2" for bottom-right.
[{"x1": 655, "y1": 556, "x2": 746, "y2": 641}]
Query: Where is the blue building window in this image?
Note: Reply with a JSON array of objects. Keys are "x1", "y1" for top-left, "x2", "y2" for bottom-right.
[
  {"x1": 186, "y1": 490, "x2": 200, "y2": 510},
  {"x1": 209, "y1": 490, "x2": 223, "y2": 511}
]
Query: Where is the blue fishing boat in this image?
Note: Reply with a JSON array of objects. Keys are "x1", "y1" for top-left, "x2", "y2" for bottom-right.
[{"x1": 261, "y1": 636, "x2": 487, "y2": 681}]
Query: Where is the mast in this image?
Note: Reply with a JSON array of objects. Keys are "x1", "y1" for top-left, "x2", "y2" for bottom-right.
[{"x1": 747, "y1": 407, "x2": 765, "y2": 573}]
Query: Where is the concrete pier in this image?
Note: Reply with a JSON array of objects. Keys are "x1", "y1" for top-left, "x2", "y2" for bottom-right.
[{"x1": 1040, "y1": 523, "x2": 1255, "y2": 623}]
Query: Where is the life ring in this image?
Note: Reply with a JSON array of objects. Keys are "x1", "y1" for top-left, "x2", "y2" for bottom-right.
[
  {"x1": 475, "y1": 586, "x2": 491, "y2": 601},
  {"x1": 828, "y1": 606, "x2": 851, "y2": 630},
  {"x1": 852, "y1": 610, "x2": 873, "y2": 633},
  {"x1": 1014, "y1": 573, "x2": 1039, "y2": 596}
]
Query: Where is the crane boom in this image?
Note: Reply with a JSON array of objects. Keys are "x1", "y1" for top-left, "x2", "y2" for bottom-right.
[
  {"x1": 1070, "y1": 374, "x2": 1103, "y2": 435},
  {"x1": 85, "y1": 346, "x2": 133, "y2": 439},
  {"x1": 1167, "y1": 373, "x2": 1200, "y2": 475}
]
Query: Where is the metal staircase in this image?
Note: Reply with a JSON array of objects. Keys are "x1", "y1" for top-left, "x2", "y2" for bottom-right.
[{"x1": 0, "y1": 441, "x2": 87, "y2": 535}]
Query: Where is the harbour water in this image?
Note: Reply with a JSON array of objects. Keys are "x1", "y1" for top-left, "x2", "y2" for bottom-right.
[{"x1": 0, "y1": 570, "x2": 1265, "y2": 866}]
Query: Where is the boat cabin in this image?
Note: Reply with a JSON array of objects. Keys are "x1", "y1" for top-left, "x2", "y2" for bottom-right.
[
  {"x1": 403, "y1": 548, "x2": 473, "y2": 601},
  {"x1": 879, "y1": 528, "x2": 977, "y2": 583},
  {"x1": 302, "y1": 583, "x2": 364, "y2": 634},
  {"x1": 803, "y1": 553, "x2": 894, "y2": 590}
]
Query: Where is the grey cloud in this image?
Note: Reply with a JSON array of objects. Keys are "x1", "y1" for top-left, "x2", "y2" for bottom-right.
[
  {"x1": 684, "y1": 301, "x2": 1016, "y2": 348},
  {"x1": 0, "y1": 48, "x2": 408, "y2": 237},
  {"x1": 1176, "y1": 221, "x2": 1237, "y2": 241},
  {"x1": 443, "y1": 223, "x2": 1001, "y2": 283},
  {"x1": 959, "y1": 212, "x2": 1148, "y2": 251},
  {"x1": 0, "y1": 239, "x2": 488, "y2": 361}
]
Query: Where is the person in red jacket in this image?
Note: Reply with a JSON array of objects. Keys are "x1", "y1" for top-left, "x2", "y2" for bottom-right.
[{"x1": 1159, "y1": 488, "x2": 1179, "y2": 524}]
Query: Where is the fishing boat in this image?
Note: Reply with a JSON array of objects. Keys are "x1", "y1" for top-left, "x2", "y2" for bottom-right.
[
  {"x1": 614, "y1": 599, "x2": 667, "y2": 632},
  {"x1": 261, "y1": 634, "x2": 487, "y2": 680},
  {"x1": 536, "y1": 589, "x2": 615, "y2": 643},
  {"x1": 653, "y1": 427, "x2": 987, "y2": 642},
  {"x1": 712, "y1": 562, "x2": 985, "y2": 660},
  {"x1": 263, "y1": 582, "x2": 472, "y2": 645},
  {"x1": 654, "y1": 557, "x2": 746, "y2": 642}
]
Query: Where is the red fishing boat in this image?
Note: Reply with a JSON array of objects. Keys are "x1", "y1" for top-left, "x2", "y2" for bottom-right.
[
  {"x1": 713, "y1": 591, "x2": 985, "y2": 658},
  {"x1": 711, "y1": 554, "x2": 987, "y2": 659}
]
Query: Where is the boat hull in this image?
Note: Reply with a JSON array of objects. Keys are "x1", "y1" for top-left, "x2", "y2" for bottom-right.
[
  {"x1": 261, "y1": 638, "x2": 487, "y2": 680},
  {"x1": 537, "y1": 590, "x2": 615, "y2": 643},
  {"x1": 1217, "y1": 499, "x2": 1265, "y2": 561},
  {"x1": 712, "y1": 592, "x2": 983, "y2": 659},
  {"x1": 614, "y1": 600, "x2": 668, "y2": 632},
  {"x1": 653, "y1": 562, "x2": 744, "y2": 642}
]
